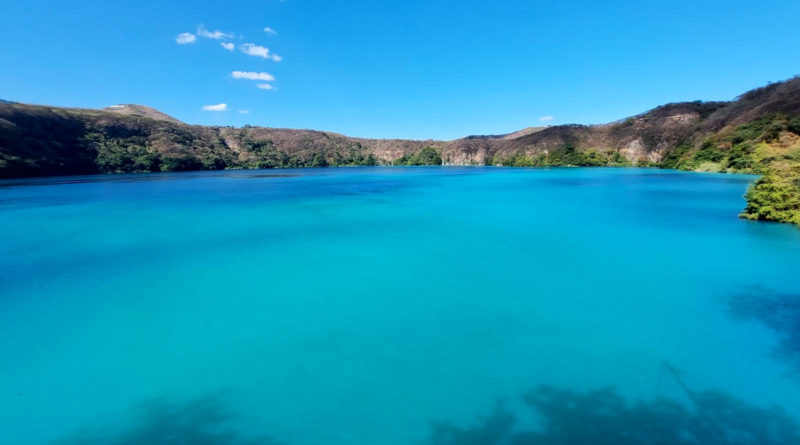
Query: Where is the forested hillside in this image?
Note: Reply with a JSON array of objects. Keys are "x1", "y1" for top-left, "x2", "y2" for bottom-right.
[{"x1": 1, "y1": 77, "x2": 799, "y2": 225}]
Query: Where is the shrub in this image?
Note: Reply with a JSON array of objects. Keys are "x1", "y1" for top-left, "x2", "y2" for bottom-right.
[
  {"x1": 160, "y1": 155, "x2": 203, "y2": 172},
  {"x1": 694, "y1": 140, "x2": 725, "y2": 163},
  {"x1": 742, "y1": 174, "x2": 800, "y2": 224},
  {"x1": 395, "y1": 146, "x2": 442, "y2": 166}
]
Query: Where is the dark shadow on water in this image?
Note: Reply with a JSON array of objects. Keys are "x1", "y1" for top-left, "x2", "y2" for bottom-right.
[
  {"x1": 47, "y1": 367, "x2": 800, "y2": 444},
  {"x1": 50, "y1": 396, "x2": 279, "y2": 445},
  {"x1": 728, "y1": 285, "x2": 800, "y2": 369},
  {"x1": 426, "y1": 366, "x2": 800, "y2": 445}
]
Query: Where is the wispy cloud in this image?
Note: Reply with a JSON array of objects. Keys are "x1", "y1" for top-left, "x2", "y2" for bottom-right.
[
  {"x1": 176, "y1": 25, "x2": 233, "y2": 45},
  {"x1": 539, "y1": 116, "x2": 554, "y2": 122},
  {"x1": 175, "y1": 32, "x2": 197, "y2": 44},
  {"x1": 231, "y1": 71, "x2": 275, "y2": 81},
  {"x1": 240, "y1": 43, "x2": 281, "y2": 61},
  {"x1": 178, "y1": 25, "x2": 285, "y2": 94},
  {"x1": 197, "y1": 25, "x2": 234, "y2": 40},
  {"x1": 238, "y1": 110, "x2": 250, "y2": 114},
  {"x1": 202, "y1": 103, "x2": 228, "y2": 111}
]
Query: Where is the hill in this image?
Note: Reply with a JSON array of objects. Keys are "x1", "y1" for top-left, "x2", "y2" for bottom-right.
[
  {"x1": 0, "y1": 102, "x2": 442, "y2": 177},
  {"x1": 104, "y1": 104, "x2": 184, "y2": 124},
  {"x1": 1, "y1": 77, "x2": 799, "y2": 225}
]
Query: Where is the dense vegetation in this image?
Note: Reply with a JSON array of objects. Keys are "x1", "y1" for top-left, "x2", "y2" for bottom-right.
[
  {"x1": 743, "y1": 173, "x2": 800, "y2": 225},
  {"x1": 488, "y1": 144, "x2": 631, "y2": 167},
  {"x1": 393, "y1": 146, "x2": 442, "y2": 165}
]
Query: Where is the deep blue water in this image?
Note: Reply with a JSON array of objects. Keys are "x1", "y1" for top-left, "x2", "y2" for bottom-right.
[{"x1": 1, "y1": 167, "x2": 800, "y2": 444}]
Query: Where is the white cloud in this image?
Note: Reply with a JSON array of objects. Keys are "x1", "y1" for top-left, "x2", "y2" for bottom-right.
[
  {"x1": 240, "y1": 43, "x2": 268, "y2": 57},
  {"x1": 231, "y1": 71, "x2": 275, "y2": 81},
  {"x1": 202, "y1": 103, "x2": 228, "y2": 111},
  {"x1": 176, "y1": 32, "x2": 197, "y2": 44},
  {"x1": 197, "y1": 25, "x2": 234, "y2": 40},
  {"x1": 539, "y1": 116, "x2": 554, "y2": 122},
  {"x1": 220, "y1": 42, "x2": 234, "y2": 51},
  {"x1": 240, "y1": 43, "x2": 281, "y2": 61},
  {"x1": 238, "y1": 110, "x2": 250, "y2": 114},
  {"x1": 263, "y1": 27, "x2": 277, "y2": 35},
  {"x1": 256, "y1": 83, "x2": 275, "y2": 90}
]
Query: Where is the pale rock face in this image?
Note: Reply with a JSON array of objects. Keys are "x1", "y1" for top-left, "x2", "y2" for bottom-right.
[
  {"x1": 665, "y1": 113, "x2": 698, "y2": 126},
  {"x1": 620, "y1": 138, "x2": 647, "y2": 162},
  {"x1": 620, "y1": 138, "x2": 664, "y2": 164},
  {"x1": 442, "y1": 147, "x2": 488, "y2": 165},
  {"x1": 647, "y1": 148, "x2": 668, "y2": 163}
]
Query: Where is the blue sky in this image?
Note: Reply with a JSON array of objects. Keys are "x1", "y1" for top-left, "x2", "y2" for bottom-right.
[{"x1": 2, "y1": 0, "x2": 799, "y2": 140}]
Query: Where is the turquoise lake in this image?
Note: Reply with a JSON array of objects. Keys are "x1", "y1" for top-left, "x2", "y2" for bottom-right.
[{"x1": 1, "y1": 167, "x2": 800, "y2": 444}]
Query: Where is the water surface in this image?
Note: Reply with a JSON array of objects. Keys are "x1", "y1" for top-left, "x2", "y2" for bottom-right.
[{"x1": 1, "y1": 167, "x2": 799, "y2": 444}]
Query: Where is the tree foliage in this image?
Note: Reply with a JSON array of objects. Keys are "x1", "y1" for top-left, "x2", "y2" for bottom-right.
[{"x1": 395, "y1": 146, "x2": 442, "y2": 166}]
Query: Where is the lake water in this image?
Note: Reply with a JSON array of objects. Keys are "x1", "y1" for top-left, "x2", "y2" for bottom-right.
[{"x1": 1, "y1": 167, "x2": 800, "y2": 444}]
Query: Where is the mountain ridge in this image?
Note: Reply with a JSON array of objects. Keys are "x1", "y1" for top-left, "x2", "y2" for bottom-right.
[{"x1": 1, "y1": 76, "x2": 799, "y2": 224}]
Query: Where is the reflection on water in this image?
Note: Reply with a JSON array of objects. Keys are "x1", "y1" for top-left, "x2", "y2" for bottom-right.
[
  {"x1": 51, "y1": 397, "x2": 278, "y2": 445},
  {"x1": 728, "y1": 286, "x2": 800, "y2": 369},
  {"x1": 427, "y1": 367, "x2": 800, "y2": 445}
]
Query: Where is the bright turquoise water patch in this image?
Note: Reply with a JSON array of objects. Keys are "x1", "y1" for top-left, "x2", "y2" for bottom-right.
[{"x1": 1, "y1": 167, "x2": 800, "y2": 444}]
